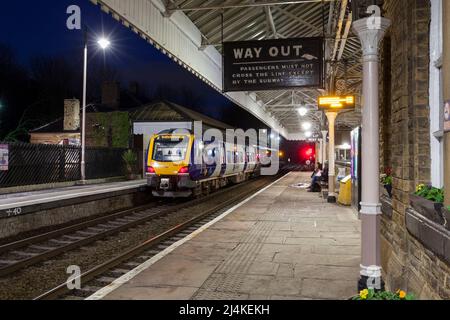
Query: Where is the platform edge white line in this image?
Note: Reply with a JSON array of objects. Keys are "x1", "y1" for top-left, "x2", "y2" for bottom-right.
[
  {"x1": 0, "y1": 181, "x2": 146, "y2": 211},
  {"x1": 85, "y1": 172, "x2": 291, "y2": 300}
]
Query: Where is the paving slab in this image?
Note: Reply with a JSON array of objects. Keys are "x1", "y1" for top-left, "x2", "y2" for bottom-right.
[{"x1": 101, "y1": 172, "x2": 361, "y2": 300}]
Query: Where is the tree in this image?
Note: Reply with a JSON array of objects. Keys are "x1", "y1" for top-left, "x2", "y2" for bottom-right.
[{"x1": 0, "y1": 44, "x2": 33, "y2": 140}]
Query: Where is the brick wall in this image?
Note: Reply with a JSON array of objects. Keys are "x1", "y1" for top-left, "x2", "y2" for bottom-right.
[{"x1": 380, "y1": 0, "x2": 449, "y2": 299}]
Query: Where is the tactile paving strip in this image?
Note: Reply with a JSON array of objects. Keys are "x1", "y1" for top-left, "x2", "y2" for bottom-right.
[{"x1": 192, "y1": 220, "x2": 275, "y2": 299}]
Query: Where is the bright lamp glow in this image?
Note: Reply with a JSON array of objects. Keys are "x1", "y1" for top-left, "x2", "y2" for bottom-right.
[
  {"x1": 98, "y1": 37, "x2": 111, "y2": 50},
  {"x1": 305, "y1": 131, "x2": 312, "y2": 138},
  {"x1": 297, "y1": 107, "x2": 307, "y2": 117},
  {"x1": 341, "y1": 143, "x2": 351, "y2": 150},
  {"x1": 302, "y1": 122, "x2": 312, "y2": 131}
]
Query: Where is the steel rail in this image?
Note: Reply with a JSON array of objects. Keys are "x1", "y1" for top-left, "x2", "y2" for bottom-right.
[
  {"x1": 0, "y1": 174, "x2": 267, "y2": 277},
  {"x1": 34, "y1": 173, "x2": 286, "y2": 300}
]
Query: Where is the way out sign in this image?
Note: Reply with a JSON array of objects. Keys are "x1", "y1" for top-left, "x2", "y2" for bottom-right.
[
  {"x1": 223, "y1": 37, "x2": 324, "y2": 92},
  {"x1": 0, "y1": 144, "x2": 9, "y2": 171}
]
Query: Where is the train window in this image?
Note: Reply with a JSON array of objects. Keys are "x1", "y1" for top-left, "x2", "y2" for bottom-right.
[{"x1": 152, "y1": 136, "x2": 189, "y2": 162}]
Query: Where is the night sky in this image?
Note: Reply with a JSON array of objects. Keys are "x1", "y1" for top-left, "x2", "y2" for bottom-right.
[{"x1": 0, "y1": 0, "x2": 268, "y2": 130}]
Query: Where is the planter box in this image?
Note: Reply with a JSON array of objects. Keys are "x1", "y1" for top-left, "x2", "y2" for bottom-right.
[
  {"x1": 380, "y1": 194, "x2": 393, "y2": 219},
  {"x1": 409, "y1": 194, "x2": 444, "y2": 226},
  {"x1": 405, "y1": 207, "x2": 450, "y2": 264},
  {"x1": 441, "y1": 207, "x2": 450, "y2": 231}
]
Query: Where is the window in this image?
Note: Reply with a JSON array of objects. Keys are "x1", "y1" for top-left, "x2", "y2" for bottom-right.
[
  {"x1": 429, "y1": 0, "x2": 444, "y2": 187},
  {"x1": 152, "y1": 136, "x2": 189, "y2": 162}
]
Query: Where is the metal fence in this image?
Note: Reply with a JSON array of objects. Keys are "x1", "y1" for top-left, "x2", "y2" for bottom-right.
[{"x1": 0, "y1": 142, "x2": 127, "y2": 188}]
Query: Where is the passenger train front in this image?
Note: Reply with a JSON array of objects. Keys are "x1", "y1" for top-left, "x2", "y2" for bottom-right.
[{"x1": 146, "y1": 130, "x2": 260, "y2": 197}]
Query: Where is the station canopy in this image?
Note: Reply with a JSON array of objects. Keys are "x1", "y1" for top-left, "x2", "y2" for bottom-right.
[{"x1": 92, "y1": 0, "x2": 363, "y2": 140}]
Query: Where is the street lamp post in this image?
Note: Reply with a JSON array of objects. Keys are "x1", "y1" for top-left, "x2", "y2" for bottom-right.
[{"x1": 80, "y1": 29, "x2": 110, "y2": 182}]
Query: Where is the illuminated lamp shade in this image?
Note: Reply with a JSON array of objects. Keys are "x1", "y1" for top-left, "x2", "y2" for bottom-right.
[
  {"x1": 97, "y1": 37, "x2": 111, "y2": 50},
  {"x1": 297, "y1": 107, "x2": 308, "y2": 117},
  {"x1": 302, "y1": 122, "x2": 312, "y2": 131}
]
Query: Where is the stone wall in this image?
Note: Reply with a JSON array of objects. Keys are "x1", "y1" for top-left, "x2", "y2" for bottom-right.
[
  {"x1": 379, "y1": 0, "x2": 449, "y2": 299},
  {"x1": 0, "y1": 189, "x2": 152, "y2": 240}
]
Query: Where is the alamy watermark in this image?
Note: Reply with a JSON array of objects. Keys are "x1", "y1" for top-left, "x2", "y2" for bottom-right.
[
  {"x1": 66, "y1": 5, "x2": 81, "y2": 30},
  {"x1": 66, "y1": 265, "x2": 81, "y2": 290},
  {"x1": 366, "y1": 5, "x2": 382, "y2": 30},
  {"x1": 157, "y1": 122, "x2": 280, "y2": 176}
]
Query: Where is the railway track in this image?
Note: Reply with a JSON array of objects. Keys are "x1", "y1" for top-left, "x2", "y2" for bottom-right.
[
  {"x1": 0, "y1": 199, "x2": 177, "y2": 277},
  {"x1": 34, "y1": 171, "x2": 289, "y2": 300}
]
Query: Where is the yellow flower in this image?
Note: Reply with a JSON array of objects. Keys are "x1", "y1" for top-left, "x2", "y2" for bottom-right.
[
  {"x1": 416, "y1": 184, "x2": 425, "y2": 193},
  {"x1": 398, "y1": 290, "x2": 406, "y2": 299},
  {"x1": 360, "y1": 289, "x2": 369, "y2": 299}
]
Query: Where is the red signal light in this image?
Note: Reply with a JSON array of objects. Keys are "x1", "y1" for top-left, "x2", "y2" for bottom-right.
[
  {"x1": 179, "y1": 166, "x2": 189, "y2": 174},
  {"x1": 305, "y1": 148, "x2": 313, "y2": 156},
  {"x1": 146, "y1": 166, "x2": 155, "y2": 174}
]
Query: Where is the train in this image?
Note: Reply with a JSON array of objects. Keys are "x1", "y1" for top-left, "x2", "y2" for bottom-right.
[{"x1": 145, "y1": 130, "x2": 276, "y2": 197}]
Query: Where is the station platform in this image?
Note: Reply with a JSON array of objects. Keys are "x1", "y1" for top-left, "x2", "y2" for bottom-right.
[
  {"x1": 0, "y1": 179, "x2": 147, "y2": 214},
  {"x1": 91, "y1": 172, "x2": 361, "y2": 300}
]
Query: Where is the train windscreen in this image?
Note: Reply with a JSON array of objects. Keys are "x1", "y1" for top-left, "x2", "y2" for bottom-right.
[{"x1": 152, "y1": 136, "x2": 189, "y2": 162}]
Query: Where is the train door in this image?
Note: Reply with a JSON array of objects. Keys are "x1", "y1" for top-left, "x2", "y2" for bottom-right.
[
  {"x1": 204, "y1": 141, "x2": 222, "y2": 178},
  {"x1": 234, "y1": 144, "x2": 245, "y2": 173},
  {"x1": 224, "y1": 142, "x2": 235, "y2": 175}
]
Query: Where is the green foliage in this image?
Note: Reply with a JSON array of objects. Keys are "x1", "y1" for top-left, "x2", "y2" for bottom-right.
[
  {"x1": 91, "y1": 112, "x2": 130, "y2": 148},
  {"x1": 381, "y1": 175, "x2": 392, "y2": 185},
  {"x1": 122, "y1": 150, "x2": 137, "y2": 173},
  {"x1": 93, "y1": 113, "x2": 109, "y2": 146},
  {"x1": 415, "y1": 184, "x2": 444, "y2": 203},
  {"x1": 352, "y1": 289, "x2": 414, "y2": 301},
  {"x1": 110, "y1": 112, "x2": 130, "y2": 148}
]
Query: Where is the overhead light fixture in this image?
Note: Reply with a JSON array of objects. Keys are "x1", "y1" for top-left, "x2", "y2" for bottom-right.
[
  {"x1": 97, "y1": 37, "x2": 111, "y2": 50},
  {"x1": 341, "y1": 143, "x2": 351, "y2": 150},
  {"x1": 297, "y1": 107, "x2": 308, "y2": 117},
  {"x1": 305, "y1": 131, "x2": 312, "y2": 138},
  {"x1": 302, "y1": 122, "x2": 312, "y2": 131}
]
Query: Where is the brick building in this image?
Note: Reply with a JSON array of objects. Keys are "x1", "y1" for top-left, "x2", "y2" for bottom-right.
[{"x1": 379, "y1": 0, "x2": 449, "y2": 299}]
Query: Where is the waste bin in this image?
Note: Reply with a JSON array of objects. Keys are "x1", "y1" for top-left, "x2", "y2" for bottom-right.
[{"x1": 338, "y1": 175, "x2": 352, "y2": 206}]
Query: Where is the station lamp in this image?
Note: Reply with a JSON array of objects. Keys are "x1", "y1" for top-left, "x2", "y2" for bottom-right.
[
  {"x1": 305, "y1": 131, "x2": 312, "y2": 138},
  {"x1": 297, "y1": 107, "x2": 308, "y2": 117},
  {"x1": 302, "y1": 122, "x2": 312, "y2": 131},
  {"x1": 97, "y1": 37, "x2": 111, "y2": 50},
  {"x1": 81, "y1": 33, "x2": 112, "y2": 182}
]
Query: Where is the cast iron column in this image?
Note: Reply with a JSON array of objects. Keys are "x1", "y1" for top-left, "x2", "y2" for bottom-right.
[
  {"x1": 325, "y1": 112, "x2": 337, "y2": 203},
  {"x1": 353, "y1": 17, "x2": 391, "y2": 290},
  {"x1": 321, "y1": 130, "x2": 328, "y2": 168}
]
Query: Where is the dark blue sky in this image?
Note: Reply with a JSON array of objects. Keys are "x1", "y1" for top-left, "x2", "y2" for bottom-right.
[{"x1": 0, "y1": 0, "x2": 267, "y2": 129}]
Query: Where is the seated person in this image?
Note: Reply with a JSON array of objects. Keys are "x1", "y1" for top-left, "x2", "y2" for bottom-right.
[
  {"x1": 307, "y1": 163, "x2": 323, "y2": 192},
  {"x1": 321, "y1": 166, "x2": 329, "y2": 182}
]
